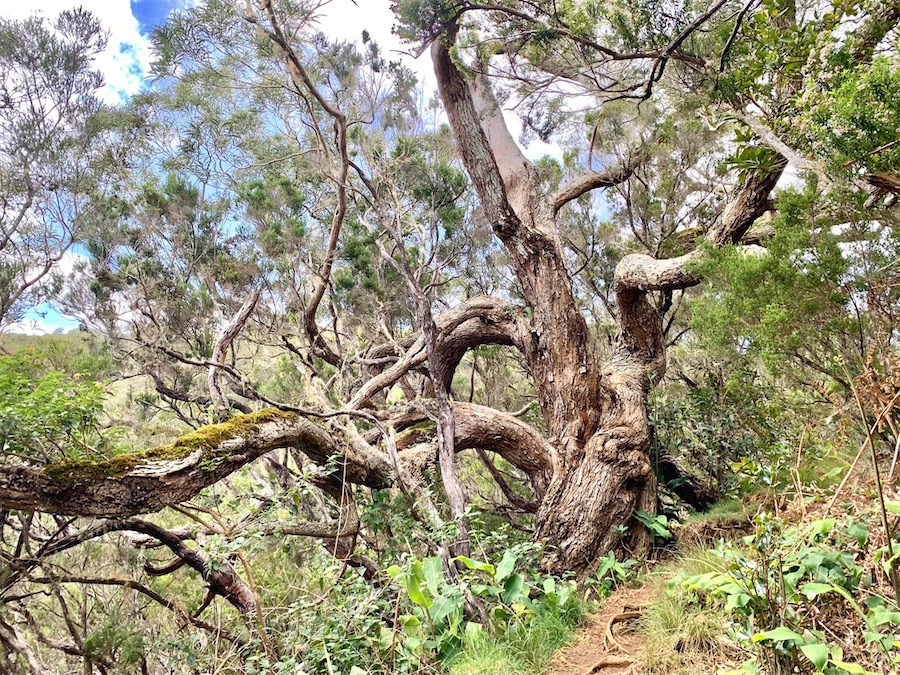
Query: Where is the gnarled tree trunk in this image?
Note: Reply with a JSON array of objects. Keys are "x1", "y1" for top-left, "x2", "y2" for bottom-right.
[
  {"x1": 431, "y1": 26, "x2": 782, "y2": 576},
  {"x1": 0, "y1": 7, "x2": 786, "y2": 584}
]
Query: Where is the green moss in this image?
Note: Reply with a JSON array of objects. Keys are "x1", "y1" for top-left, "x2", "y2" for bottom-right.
[
  {"x1": 41, "y1": 408, "x2": 296, "y2": 484},
  {"x1": 395, "y1": 420, "x2": 437, "y2": 447}
]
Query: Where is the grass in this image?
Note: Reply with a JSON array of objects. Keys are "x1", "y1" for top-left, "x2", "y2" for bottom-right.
[
  {"x1": 701, "y1": 497, "x2": 745, "y2": 518},
  {"x1": 446, "y1": 598, "x2": 586, "y2": 675},
  {"x1": 637, "y1": 547, "x2": 738, "y2": 674}
]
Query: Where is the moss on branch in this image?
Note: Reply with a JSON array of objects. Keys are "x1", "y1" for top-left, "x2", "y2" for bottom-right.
[{"x1": 41, "y1": 408, "x2": 297, "y2": 485}]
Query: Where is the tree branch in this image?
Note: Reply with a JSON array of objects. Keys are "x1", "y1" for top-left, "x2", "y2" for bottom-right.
[
  {"x1": 349, "y1": 296, "x2": 524, "y2": 409},
  {"x1": 848, "y1": 0, "x2": 900, "y2": 64},
  {"x1": 552, "y1": 158, "x2": 641, "y2": 214},
  {"x1": 208, "y1": 290, "x2": 260, "y2": 419},
  {"x1": 0, "y1": 410, "x2": 390, "y2": 517}
]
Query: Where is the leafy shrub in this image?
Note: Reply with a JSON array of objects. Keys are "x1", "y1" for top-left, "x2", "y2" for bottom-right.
[
  {"x1": 676, "y1": 514, "x2": 900, "y2": 674},
  {"x1": 0, "y1": 349, "x2": 113, "y2": 463}
]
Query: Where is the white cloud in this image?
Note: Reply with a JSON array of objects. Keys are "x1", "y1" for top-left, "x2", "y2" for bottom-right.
[
  {"x1": 316, "y1": 1, "x2": 560, "y2": 162},
  {"x1": 1, "y1": 1, "x2": 152, "y2": 104}
]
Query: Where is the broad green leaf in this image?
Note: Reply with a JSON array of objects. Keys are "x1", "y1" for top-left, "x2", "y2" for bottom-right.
[
  {"x1": 752, "y1": 627, "x2": 803, "y2": 642},
  {"x1": 830, "y1": 658, "x2": 866, "y2": 674},
  {"x1": 502, "y1": 573, "x2": 525, "y2": 604},
  {"x1": 543, "y1": 577, "x2": 556, "y2": 596},
  {"x1": 800, "y1": 582, "x2": 835, "y2": 600},
  {"x1": 455, "y1": 556, "x2": 495, "y2": 575},
  {"x1": 843, "y1": 521, "x2": 868, "y2": 547},
  {"x1": 422, "y1": 556, "x2": 443, "y2": 596},
  {"x1": 495, "y1": 550, "x2": 517, "y2": 583},
  {"x1": 349, "y1": 667, "x2": 368, "y2": 675},
  {"x1": 406, "y1": 574, "x2": 432, "y2": 609},
  {"x1": 799, "y1": 643, "x2": 828, "y2": 671},
  {"x1": 806, "y1": 518, "x2": 836, "y2": 538},
  {"x1": 399, "y1": 614, "x2": 421, "y2": 630},
  {"x1": 470, "y1": 583, "x2": 502, "y2": 597},
  {"x1": 868, "y1": 609, "x2": 900, "y2": 626},
  {"x1": 679, "y1": 572, "x2": 729, "y2": 590},
  {"x1": 725, "y1": 593, "x2": 751, "y2": 610},
  {"x1": 430, "y1": 594, "x2": 462, "y2": 625}
]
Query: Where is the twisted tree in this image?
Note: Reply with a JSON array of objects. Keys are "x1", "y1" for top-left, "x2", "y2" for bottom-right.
[{"x1": 2, "y1": 0, "x2": 898, "y2": 595}]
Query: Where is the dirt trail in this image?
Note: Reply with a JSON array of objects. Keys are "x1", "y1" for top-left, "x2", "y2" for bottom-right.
[{"x1": 546, "y1": 585, "x2": 654, "y2": 675}]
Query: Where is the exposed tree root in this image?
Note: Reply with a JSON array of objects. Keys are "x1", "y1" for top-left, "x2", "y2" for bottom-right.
[
  {"x1": 581, "y1": 655, "x2": 634, "y2": 674},
  {"x1": 604, "y1": 611, "x2": 642, "y2": 652}
]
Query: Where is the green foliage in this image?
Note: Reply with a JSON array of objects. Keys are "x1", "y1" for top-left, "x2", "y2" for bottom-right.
[
  {"x1": 798, "y1": 58, "x2": 900, "y2": 175},
  {"x1": 650, "y1": 363, "x2": 833, "y2": 511},
  {"x1": 584, "y1": 552, "x2": 639, "y2": 596},
  {"x1": 392, "y1": 0, "x2": 464, "y2": 45},
  {"x1": 447, "y1": 600, "x2": 583, "y2": 675},
  {"x1": 635, "y1": 509, "x2": 673, "y2": 541},
  {"x1": 640, "y1": 549, "x2": 731, "y2": 672},
  {"x1": 385, "y1": 548, "x2": 584, "y2": 668},
  {"x1": 690, "y1": 185, "x2": 855, "y2": 375},
  {"x1": 676, "y1": 514, "x2": 900, "y2": 674},
  {"x1": 0, "y1": 349, "x2": 112, "y2": 464},
  {"x1": 82, "y1": 612, "x2": 145, "y2": 671},
  {"x1": 0, "y1": 7, "x2": 122, "y2": 326}
]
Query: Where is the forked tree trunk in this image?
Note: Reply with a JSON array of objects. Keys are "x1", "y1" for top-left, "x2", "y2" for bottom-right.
[
  {"x1": 535, "y1": 427, "x2": 657, "y2": 577},
  {"x1": 431, "y1": 28, "x2": 780, "y2": 576},
  {"x1": 0, "y1": 14, "x2": 782, "y2": 586}
]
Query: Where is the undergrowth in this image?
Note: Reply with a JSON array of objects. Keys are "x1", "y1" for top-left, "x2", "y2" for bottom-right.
[
  {"x1": 447, "y1": 600, "x2": 586, "y2": 675},
  {"x1": 633, "y1": 506, "x2": 900, "y2": 674}
]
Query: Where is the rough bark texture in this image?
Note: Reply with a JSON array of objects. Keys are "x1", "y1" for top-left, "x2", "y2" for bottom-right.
[
  {"x1": 849, "y1": 0, "x2": 900, "y2": 64},
  {"x1": 0, "y1": 403, "x2": 549, "y2": 520},
  {"x1": 430, "y1": 29, "x2": 784, "y2": 576},
  {"x1": 0, "y1": 14, "x2": 788, "y2": 583},
  {"x1": 208, "y1": 290, "x2": 260, "y2": 419},
  {"x1": 0, "y1": 410, "x2": 387, "y2": 517}
]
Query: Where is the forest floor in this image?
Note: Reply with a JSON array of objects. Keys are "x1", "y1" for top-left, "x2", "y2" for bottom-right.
[
  {"x1": 546, "y1": 585, "x2": 654, "y2": 675},
  {"x1": 545, "y1": 508, "x2": 762, "y2": 675}
]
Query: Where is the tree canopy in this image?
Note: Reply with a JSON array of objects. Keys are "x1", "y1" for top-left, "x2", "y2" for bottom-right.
[{"x1": 1, "y1": 0, "x2": 899, "y2": 673}]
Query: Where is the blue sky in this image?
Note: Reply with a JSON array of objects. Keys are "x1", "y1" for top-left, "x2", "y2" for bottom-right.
[
  {"x1": 3, "y1": 1, "x2": 176, "y2": 333},
  {"x1": 2, "y1": 0, "x2": 404, "y2": 335},
  {"x1": 131, "y1": 0, "x2": 179, "y2": 33}
]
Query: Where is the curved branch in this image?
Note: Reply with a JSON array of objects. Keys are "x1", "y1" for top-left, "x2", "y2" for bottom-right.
[
  {"x1": 552, "y1": 159, "x2": 641, "y2": 214},
  {"x1": 397, "y1": 402, "x2": 554, "y2": 495},
  {"x1": 476, "y1": 448, "x2": 539, "y2": 511},
  {"x1": 0, "y1": 616, "x2": 49, "y2": 675},
  {"x1": 0, "y1": 404, "x2": 550, "y2": 539},
  {"x1": 611, "y1": 163, "x2": 785, "y2": 377},
  {"x1": 0, "y1": 409, "x2": 389, "y2": 517},
  {"x1": 349, "y1": 296, "x2": 524, "y2": 409},
  {"x1": 124, "y1": 518, "x2": 258, "y2": 614},
  {"x1": 246, "y1": 1, "x2": 349, "y2": 366},
  {"x1": 614, "y1": 250, "x2": 701, "y2": 292}
]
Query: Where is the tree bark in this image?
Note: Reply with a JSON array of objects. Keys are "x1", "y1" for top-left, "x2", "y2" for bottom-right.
[
  {"x1": 0, "y1": 12, "x2": 787, "y2": 584},
  {"x1": 430, "y1": 26, "x2": 784, "y2": 577}
]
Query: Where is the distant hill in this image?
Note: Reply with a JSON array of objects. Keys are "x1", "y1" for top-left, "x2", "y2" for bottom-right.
[{"x1": 0, "y1": 331, "x2": 113, "y2": 378}]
